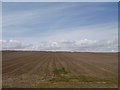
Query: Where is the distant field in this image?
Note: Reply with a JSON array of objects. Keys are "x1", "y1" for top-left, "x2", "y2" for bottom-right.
[{"x1": 2, "y1": 51, "x2": 118, "y2": 88}]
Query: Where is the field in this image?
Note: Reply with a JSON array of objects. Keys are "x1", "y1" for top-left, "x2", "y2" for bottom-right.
[{"x1": 2, "y1": 51, "x2": 118, "y2": 88}]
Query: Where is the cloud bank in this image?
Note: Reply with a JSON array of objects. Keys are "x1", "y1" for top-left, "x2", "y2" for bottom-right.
[{"x1": 0, "y1": 39, "x2": 118, "y2": 52}]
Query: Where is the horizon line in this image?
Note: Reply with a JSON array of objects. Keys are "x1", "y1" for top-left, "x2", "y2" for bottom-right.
[{"x1": 1, "y1": 50, "x2": 118, "y2": 53}]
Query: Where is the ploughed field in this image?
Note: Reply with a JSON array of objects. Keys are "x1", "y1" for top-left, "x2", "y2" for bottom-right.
[{"x1": 2, "y1": 51, "x2": 118, "y2": 88}]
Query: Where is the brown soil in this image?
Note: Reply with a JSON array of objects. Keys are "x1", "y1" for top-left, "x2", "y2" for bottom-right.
[{"x1": 2, "y1": 51, "x2": 118, "y2": 88}]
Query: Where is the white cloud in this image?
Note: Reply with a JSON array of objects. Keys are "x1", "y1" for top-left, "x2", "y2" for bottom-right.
[
  {"x1": 0, "y1": 39, "x2": 118, "y2": 52},
  {"x1": 1, "y1": 40, "x2": 22, "y2": 50}
]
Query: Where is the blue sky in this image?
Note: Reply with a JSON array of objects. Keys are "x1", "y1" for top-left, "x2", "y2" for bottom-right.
[{"x1": 1, "y1": 2, "x2": 118, "y2": 52}]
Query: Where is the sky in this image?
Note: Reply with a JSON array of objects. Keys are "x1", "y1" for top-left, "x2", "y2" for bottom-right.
[
  {"x1": 2, "y1": 0, "x2": 120, "y2": 2},
  {"x1": 1, "y1": 2, "x2": 118, "y2": 52}
]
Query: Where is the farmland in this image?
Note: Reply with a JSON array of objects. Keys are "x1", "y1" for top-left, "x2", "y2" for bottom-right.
[{"x1": 2, "y1": 51, "x2": 118, "y2": 88}]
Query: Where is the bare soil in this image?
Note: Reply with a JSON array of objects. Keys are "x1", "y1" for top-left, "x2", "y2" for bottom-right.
[{"x1": 2, "y1": 51, "x2": 118, "y2": 88}]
